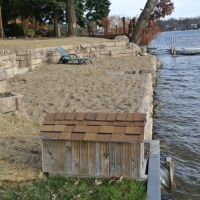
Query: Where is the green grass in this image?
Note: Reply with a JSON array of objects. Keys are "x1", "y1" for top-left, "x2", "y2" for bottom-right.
[{"x1": 0, "y1": 176, "x2": 146, "y2": 200}]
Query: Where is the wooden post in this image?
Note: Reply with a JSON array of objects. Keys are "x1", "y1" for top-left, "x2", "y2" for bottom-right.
[
  {"x1": 106, "y1": 22, "x2": 108, "y2": 35},
  {"x1": 115, "y1": 25, "x2": 117, "y2": 34},
  {"x1": 128, "y1": 17, "x2": 137, "y2": 37},
  {"x1": 122, "y1": 17, "x2": 125, "y2": 34}
]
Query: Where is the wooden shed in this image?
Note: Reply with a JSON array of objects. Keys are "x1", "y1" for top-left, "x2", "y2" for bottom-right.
[{"x1": 39, "y1": 112, "x2": 147, "y2": 179}]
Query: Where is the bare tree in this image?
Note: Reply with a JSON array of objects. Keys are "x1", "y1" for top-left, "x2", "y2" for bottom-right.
[
  {"x1": 66, "y1": 0, "x2": 77, "y2": 36},
  {"x1": 0, "y1": 5, "x2": 4, "y2": 38},
  {"x1": 130, "y1": 0, "x2": 174, "y2": 44},
  {"x1": 130, "y1": 0, "x2": 157, "y2": 44}
]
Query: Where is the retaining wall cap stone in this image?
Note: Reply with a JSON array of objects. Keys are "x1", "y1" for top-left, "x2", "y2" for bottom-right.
[{"x1": 115, "y1": 35, "x2": 129, "y2": 45}]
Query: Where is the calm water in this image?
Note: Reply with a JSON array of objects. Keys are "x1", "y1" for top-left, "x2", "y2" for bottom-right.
[{"x1": 151, "y1": 30, "x2": 200, "y2": 200}]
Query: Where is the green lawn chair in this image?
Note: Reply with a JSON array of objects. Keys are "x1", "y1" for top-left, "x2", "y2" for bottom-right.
[{"x1": 56, "y1": 46, "x2": 92, "y2": 65}]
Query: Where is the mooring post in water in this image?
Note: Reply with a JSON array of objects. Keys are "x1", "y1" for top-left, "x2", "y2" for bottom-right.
[
  {"x1": 171, "y1": 37, "x2": 176, "y2": 56},
  {"x1": 171, "y1": 37, "x2": 174, "y2": 54},
  {"x1": 174, "y1": 38, "x2": 176, "y2": 56}
]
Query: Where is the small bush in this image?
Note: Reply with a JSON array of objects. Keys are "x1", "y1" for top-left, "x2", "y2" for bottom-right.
[
  {"x1": 139, "y1": 22, "x2": 161, "y2": 45},
  {"x1": 5, "y1": 23, "x2": 24, "y2": 37}
]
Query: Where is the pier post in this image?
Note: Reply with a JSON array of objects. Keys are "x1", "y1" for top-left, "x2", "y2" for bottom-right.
[
  {"x1": 173, "y1": 38, "x2": 176, "y2": 56},
  {"x1": 171, "y1": 37, "x2": 173, "y2": 54}
]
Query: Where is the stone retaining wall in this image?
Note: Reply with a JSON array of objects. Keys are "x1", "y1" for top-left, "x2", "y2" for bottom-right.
[
  {"x1": 0, "y1": 69, "x2": 8, "y2": 93},
  {"x1": 0, "y1": 41, "x2": 137, "y2": 77}
]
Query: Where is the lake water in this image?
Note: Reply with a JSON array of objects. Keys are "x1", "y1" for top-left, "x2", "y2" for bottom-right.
[{"x1": 151, "y1": 30, "x2": 200, "y2": 200}]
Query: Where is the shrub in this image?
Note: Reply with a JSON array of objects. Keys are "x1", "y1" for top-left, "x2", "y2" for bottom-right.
[
  {"x1": 139, "y1": 21, "x2": 161, "y2": 45},
  {"x1": 5, "y1": 23, "x2": 24, "y2": 37}
]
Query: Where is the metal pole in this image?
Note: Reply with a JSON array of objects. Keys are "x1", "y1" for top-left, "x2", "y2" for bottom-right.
[
  {"x1": 174, "y1": 38, "x2": 176, "y2": 56},
  {"x1": 171, "y1": 37, "x2": 173, "y2": 54}
]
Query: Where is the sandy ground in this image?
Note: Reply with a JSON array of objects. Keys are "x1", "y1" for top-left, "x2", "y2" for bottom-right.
[
  {"x1": 8, "y1": 56, "x2": 155, "y2": 122},
  {"x1": 0, "y1": 38, "x2": 156, "y2": 185}
]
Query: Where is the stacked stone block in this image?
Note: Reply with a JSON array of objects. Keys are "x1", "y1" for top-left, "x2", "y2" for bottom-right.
[
  {"x1": 0, "y1": 41, "x2": 138, "y2": 77},
  {"x1": 0, "y1": 69, "x2": 7, "y2": 93}
]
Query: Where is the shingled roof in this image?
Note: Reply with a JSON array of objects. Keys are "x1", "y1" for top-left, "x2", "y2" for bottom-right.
[{"x1": 39, "y1": 112, "x2": 146, "y2": 143}]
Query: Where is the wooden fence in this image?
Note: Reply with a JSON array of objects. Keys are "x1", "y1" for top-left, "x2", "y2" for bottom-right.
[{"x1": 87, "y1": 17, "x2": 137, "y2": 39}]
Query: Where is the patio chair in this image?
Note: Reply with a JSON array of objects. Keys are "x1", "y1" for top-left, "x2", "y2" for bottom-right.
[{"x1": 56, "y1": 46, "x2": 92, "y2": 65}]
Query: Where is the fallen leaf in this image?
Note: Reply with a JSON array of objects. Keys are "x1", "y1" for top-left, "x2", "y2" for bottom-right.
[
  {"x1": 116, "y1": 176, "x2": 123, "y2": 183},
  {"x1": 109, "y1": 179, "x2": 115, "y2": 184},
  {"x1": 86, "y1": 190, "x2": 93, "y2": 194},
  {"x1": 74, "y1": 194, "x2": 81, "y2": 199},
  {"x1": 51, "y1": 193, "x2": 57, "y2": 200},
  {"x1": 46, "y1": 185, "x2": 51, "y2": 192},
  {"x1": 94, "y1": 179, "x2": 103, "y2": 186},
  {"x1": 74, "y1": 179, "x2": 80, "y2": 185},
  {"x1": 109, "y1": 175, "x2": 116, "y2": 184},
  {"x1": 37, "y1": 170, "x2": 44, "y2": 179}
]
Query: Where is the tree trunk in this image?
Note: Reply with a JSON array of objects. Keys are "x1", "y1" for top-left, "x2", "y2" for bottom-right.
[
  {"x1": 129, "y1": 0, "x2": 156, "y2": 44},
  {"x1": 53, "y1": 7, "x2": 59, "y2": 37},
  {"x1": 0, "y1": 5, "x2": 4, "y2": 38},
  {"x1": 66, "y1": 0, "x2": 77, "y2": 36}
]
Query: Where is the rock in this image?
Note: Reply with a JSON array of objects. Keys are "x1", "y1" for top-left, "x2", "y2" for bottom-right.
[
  {"x1": 153, "y1": 102, "x2": 162, "y2": 110},
  {"x1": 0, "y1": 69, "x2": 8, "y2": 93},
  {"x1": 0, "y1": 69, "x2": 8, "y2": 81},
  {"x1": 115, "y1": 35, "x2": 129, "y2": 45},
  {"x1": 0, "y1": 93, "x2": 29, "y2": 119},
  {"x1": 140, "y1": 46, "x2": 148, "y2": 53},
  {"x1": 126, "y1": 42, "x2": 142, "y2": 52},
  {"x1": 0, "y1": 80, "x2": 7, "y2": 93},
  {"x1": 139, "y1": 52, "x2": 149, "y2": 56},
  {"x1": 156, "y1": 58, "x2": 162, "y2": 67},
  {"x1": 0, "y1": 94, "x2": 16, "y2": 113}
]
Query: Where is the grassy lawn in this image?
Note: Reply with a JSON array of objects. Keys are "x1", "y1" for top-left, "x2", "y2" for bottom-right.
[{"x1": 0, "y1": 176, "x2": 146, "y2": 200}]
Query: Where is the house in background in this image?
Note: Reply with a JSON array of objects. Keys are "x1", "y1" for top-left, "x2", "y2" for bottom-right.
[{"x1": 188, "y1": 23, "x2": 198, "y2": 29}]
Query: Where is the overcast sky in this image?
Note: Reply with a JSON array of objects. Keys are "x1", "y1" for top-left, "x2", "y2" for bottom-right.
[{"x1": 109, "y1": 0, "x2": 200, "y2": 19}]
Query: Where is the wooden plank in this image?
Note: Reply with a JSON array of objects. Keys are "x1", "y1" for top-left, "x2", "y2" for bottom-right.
[
  {"x1": 115, "y1": 143, "x2": 122, "y2": 176},
  {"x1": 122, "y1": 143, "x2": 131, "y2": 177},
  {"x1": 58, "y1": 140, "x2": 67, "y2": 174},
  {"x1": 88, "y1": 142, "x2": 96, "y2": 175},
  {"x1": 42, "y1": 140, "x2": 52, "y2": 173},
  {"x1": 138, "y1": 143, "x2": 144, "y2": 178},
  {"x1": 66, "y1": 141, "x2": 72, "y2": 174},
  {"x1": 95, "y1": 142, "x2": 101, "y2": 175},
  {"x1": 72, "y1": 141, "x2": 80, "y2": 175},
  {"x1": 101, "y1": 142, "x2": 109, "y2": 176},
  {"x1": 130, "y1": 144, "x2": 139, "y2": 178},
  {"x1": 51, "y1": 140, "x2": 58, "y2": 174},
  {"x1": 109, "y1": 142, "x2": 115, "y2": 176},
  {"x1": 80, "y1": 141, "x2": 88, "y2": 175}
]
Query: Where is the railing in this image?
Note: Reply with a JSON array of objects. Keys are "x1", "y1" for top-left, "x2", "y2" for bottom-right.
[
  {"x1": 87, "y1": 17, "x2": 137, "y2": 38},
  {"x1": 171, "y1": 36, "x2": 200, "y2": 55}
]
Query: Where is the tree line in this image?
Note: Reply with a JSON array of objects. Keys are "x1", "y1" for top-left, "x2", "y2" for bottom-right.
[
  {"x1": 0, "y1": 0, "x2": 174, "y2": 45},
  {"x1": 0, "y1": 0, "x2": 111, "y2": 37},
  {"x1": 157, "y1": 17, "x2": 200, "y2": 30}
]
